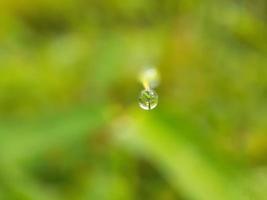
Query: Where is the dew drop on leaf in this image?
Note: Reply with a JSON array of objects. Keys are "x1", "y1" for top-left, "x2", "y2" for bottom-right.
[{"x1": 138, "y1": 89, "x2": 158, "y2": 110}]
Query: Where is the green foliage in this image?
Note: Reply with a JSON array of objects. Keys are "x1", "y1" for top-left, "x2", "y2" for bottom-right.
[{"x1": 0, "y1": 0, "x2": 267, "y2": 199}]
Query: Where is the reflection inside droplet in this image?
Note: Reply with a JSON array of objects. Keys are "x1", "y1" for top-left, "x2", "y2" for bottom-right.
[{"x1": 138, "y1": 89, "x2": 158, "y2": 110}]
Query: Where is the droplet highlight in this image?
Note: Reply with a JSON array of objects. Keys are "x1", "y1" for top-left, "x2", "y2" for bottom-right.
[{"x1": 138, "y1": 89, "x2": 158, "y2": 110}]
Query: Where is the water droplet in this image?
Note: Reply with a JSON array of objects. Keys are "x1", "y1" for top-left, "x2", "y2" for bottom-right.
[{"x1": 138, "y1": 89, "x2": 158, "y2": 110}]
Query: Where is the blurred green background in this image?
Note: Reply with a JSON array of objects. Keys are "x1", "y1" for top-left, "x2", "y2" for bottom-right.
[{"x1": 0, "y1": 0, "x2": 267, "y2": 199}]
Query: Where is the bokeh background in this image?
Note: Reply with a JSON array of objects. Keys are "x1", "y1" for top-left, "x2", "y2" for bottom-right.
[{"x1": 0, "y1": 0, "x2": 267, "y2": 199}]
